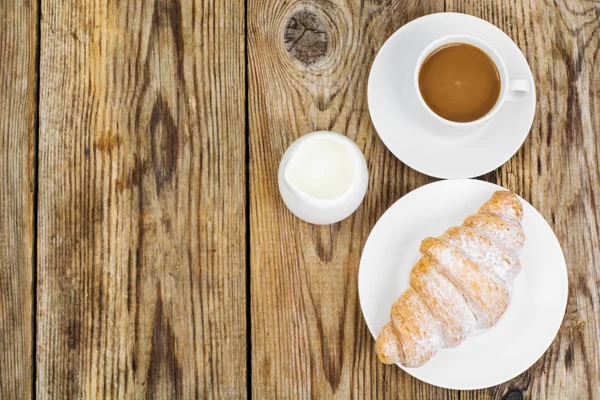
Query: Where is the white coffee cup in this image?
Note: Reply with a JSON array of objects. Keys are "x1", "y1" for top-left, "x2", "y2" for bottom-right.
[{"x1": 414, "y1": 34, "x2": 531, "y2": 127}]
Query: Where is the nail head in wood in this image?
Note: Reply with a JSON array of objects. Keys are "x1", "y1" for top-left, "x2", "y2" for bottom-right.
[{"x1": 504, "y1": 390, "x2": 524, "y2": 400}]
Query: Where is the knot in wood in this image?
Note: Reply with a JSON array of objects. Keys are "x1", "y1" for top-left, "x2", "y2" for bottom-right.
[{"x1": 284, "y1": 10, "x2": 328, "y2": 65}]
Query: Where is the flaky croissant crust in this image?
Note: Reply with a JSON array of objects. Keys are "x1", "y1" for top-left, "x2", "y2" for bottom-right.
[{"x1": 376, "y1": 191, "x2": 525, "y2": 367}]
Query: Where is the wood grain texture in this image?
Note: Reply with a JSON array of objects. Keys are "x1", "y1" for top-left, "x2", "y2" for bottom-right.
[
  {"x1": 249, "y1": 0, "x2": 599, "y2": 399},
  {"x1": 0, "y1": 0, "x2": 596, "y2": 397},
  {"x1": 0, "y1": 1, "x2": 37, "y2": 398},
  {"x1": 37, "y1": 0, "x2": 246, "y2": 398}
]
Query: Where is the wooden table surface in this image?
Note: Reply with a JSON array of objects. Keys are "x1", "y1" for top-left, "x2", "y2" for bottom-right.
[{"x1": 1, "y1": 0, "x2": 599, "y2": 398}]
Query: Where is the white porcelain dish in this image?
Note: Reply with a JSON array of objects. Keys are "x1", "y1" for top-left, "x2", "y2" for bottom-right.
[{"x1": 359, "y1": 179, "x2": 568, "y2": 390}]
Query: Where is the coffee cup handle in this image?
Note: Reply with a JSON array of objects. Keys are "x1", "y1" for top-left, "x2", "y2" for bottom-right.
[{"x1": 506, "y1": 79, "x2": 531, "y2": 101}]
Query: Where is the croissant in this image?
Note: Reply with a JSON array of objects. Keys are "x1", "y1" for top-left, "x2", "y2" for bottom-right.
[{"x1": 376, "y1": 190, "x2": 526, "y2": 367}]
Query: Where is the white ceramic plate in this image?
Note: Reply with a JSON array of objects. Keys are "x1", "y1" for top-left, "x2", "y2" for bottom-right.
[
  {"x1": 368, "y1": 13, "x2": 536, "y2": 179},
  {"x1": 358, "y1": 179, "x2": 568, "y2": 390}
]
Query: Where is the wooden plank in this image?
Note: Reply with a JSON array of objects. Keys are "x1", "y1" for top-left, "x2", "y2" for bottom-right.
[
  {"x1": 446, "y1": 0, "x2": 600, "y2": 398},
  {"x1": 248, "y1": 1, "x2": 452, "y2": 398},
  {"x1": 37, "y1": 0, "x2": 246, "y2": 398},
  {"x1": 250, "y1": 1, "x2": 599, "y2": 399},
  {"x1": 0, "y1": 1, "x2": 37, "y2": 398}
]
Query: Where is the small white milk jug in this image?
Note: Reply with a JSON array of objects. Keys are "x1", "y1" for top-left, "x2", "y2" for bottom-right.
[{"x1": 278, "y1": 131, "x2": 369, "y2": 225}]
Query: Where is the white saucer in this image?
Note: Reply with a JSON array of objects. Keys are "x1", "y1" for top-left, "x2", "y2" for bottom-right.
[
  {"x1": 358, "y1": 179, "x2": 568, "y2": 390},
  {"x1": 368, "y1": 13, "x2": 536, "y2": 179}
]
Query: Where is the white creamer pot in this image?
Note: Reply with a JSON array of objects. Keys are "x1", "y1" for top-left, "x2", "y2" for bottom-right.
[{"x1": 278, "y1": 131, "x2": 369, "y2": 225}]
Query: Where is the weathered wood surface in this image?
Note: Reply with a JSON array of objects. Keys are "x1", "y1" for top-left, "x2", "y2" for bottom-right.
[
  {"x1": 0, "y1": 0, "x2": 598, "y2": 398},
  {"x1": 0, "y1": 1, "x2": 37, "y2": 398},
  {"x1": 249, "y1": 0, "x2": 600, "y2": 399},
  {"x1": 37, "y1": 0, "x2": 246, "y2": 398}
]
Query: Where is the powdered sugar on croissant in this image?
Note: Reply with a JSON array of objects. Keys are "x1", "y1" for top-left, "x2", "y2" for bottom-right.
[{"x1": 376, "y1": 190, "x2": 526, "y2": 367}]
